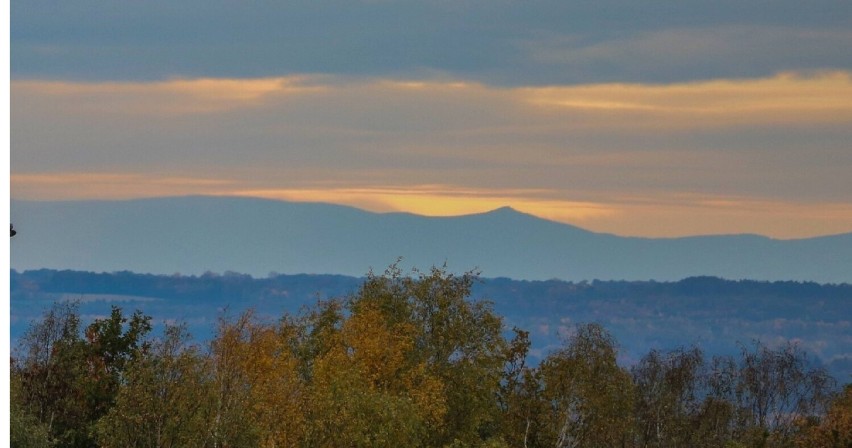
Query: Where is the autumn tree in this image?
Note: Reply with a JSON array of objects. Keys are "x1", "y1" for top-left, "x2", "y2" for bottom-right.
[
  {"x1": 228, "y1": 314, "x2": 306, "y2": 447},
  {"x1": 13, "y1": 302, "x2": 152, "y2": 447},
  {"x1": 292, "y1": 299, "x2": 345, "y2": 382},
  {"x1": 704, "y1": 341, "x2": 836, "y2": 447},
  {"x1": 81, "y1": 306, "x2": 152, "y2": 425},
  {"x1": 632, "y1": 346, "x2": 705, "y2": 447},
  {"x1": 10, "y1": 371, "x2": 54, "y2": 447},
  {"x1": 12, "y1": 265, "x2": 845, "y2": 448},
  {"x1": 496, "y1": 328, "x2": 549, "y2": 448},
  {"x1": 793, "y1": 383, "x2": 852, "y2": 447},
  {"x1": 305, "y1": 301, "x2": 445, "y2": 447},
  {"x1": 13, "y1": 301, "x2": 84, "y2": 445},
  {"x1": 539, "y1": 323, "x2": 635, "y2": 448},
  {"x1": 349, "y1": 265, "x2": 509, "y2": 446},
  {"x1": 96, "y1": 324, "x2": 213, "y2": 448}
]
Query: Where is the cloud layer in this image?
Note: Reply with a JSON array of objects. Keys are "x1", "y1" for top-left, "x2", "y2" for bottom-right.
[
  {"x1": 11, "y1": 72, "x2": 852, "y2": 237},
  {"x1": 11, "y1": 2, "x2": 852, "y2": 237},
  {"x1": 12, "y1": 0, "x2": 852, "y2": 84}
]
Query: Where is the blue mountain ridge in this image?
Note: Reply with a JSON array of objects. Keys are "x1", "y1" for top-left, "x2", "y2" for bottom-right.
[{"x1": 10, "y1": 195, "x2": 852, "y2": 283}]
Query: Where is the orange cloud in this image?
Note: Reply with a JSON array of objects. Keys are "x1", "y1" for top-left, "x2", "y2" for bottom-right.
[
  {"x1": 12, "y1": 76, "x2": 325, "y2": 115},
  {"x1": 520, "y1": 71, "x2": 852, "y2": 129},
  {"x1": 12, "y1": 71, "x2": 852, "y2": 126},
  {"x1": 10, "y1": 72, "x2": 852, "y2": 238},
  {"x1": 11, "y1": 172, "x2": 235, "y2": 200}
]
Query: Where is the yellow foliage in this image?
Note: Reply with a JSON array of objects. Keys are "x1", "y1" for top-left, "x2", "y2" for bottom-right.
[
  {"x1": 213, "y1": 313, "x2": 306, "y2": 447},
  {"x1": 302, "y1": 301, "x2": 448, "y2": 447},
  {"x1": 794, "y1": 384, "x2": 852, "y2": 448}
]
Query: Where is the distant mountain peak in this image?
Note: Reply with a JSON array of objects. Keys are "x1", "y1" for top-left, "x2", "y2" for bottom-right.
[
  {"x1": 475, "y1": 206, "x2": 542, "y2": 222},
  {"x1": 10, "y1": 196, "x2": 852, "y2": 282},
  {"x1": 487, "y1": 206, "x2": 521, "y2": 214}
]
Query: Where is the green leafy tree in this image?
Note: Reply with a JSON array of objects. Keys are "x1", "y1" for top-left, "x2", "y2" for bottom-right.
[
  {"x1": 13, "y1": 302, "x2": 152, "y2": 447},
  {"x1": 496, "y1": 328, "x2": 549, "y2": 448},
  {"x1": 350, "y1": 265, "x2": 508, "y2": 446},
  {"x1": 632, "y1": 346, "x2": 705, "y2": 447},
  {"x1": 81, "y1": 306, "x2": 152, "y2": 429},
  {"x1": 206, "y1": 312, "x2": 263, "y2": 447},
  {"x1": 14, "y1": 301, "x2": 83, "y2": 444},
  {"x1": 305, "y1": 301, "x2": 444, "y2": 447},
  {"x1": 705, "y1": 341, "x2": 835, "y2": 447},
  {"x1": 14, "y1": 301, "x2": 95, "y2": 447},
  {"x1": 539, "y1": 323, "x2": 635, "y2": 448},
  {"x1": 96, "y1": 324, "x2": 213, "y2": 448},
  {"x1": 13, "y1": 266, "x2": 845, "y2": 448},
  {"x1": 10, "y1": 372, "x2": 54, "y2": 447}
]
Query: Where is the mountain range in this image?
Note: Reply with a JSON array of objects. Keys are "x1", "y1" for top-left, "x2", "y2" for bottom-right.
[{"x1": 10, "y1": 196, "x2": 852, "y2": 283}]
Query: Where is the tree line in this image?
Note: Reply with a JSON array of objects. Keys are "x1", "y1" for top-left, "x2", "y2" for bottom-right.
[{"x1": 11, "y1": 266, "x2": 852, "y2": 447}]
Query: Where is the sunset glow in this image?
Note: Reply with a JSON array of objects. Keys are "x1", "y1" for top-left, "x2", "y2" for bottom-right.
[
  {"x1": 12, "y1": 171, "x2": 852, "y2": 238},
  {"x1": 10, "y1": 1, "x2": 852, "y2": 240}
]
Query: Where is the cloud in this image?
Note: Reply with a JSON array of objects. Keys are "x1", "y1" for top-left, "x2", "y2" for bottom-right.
[
  {"x1": 12, "y1": 1, "x2": 852, "y2": 84},
  {"x1": 14, "y1": 71, "x2": 852, "y2": 128},
  {"x1": 520, "y1": 71, "x2": 852, "y2": 130},
  {"x1": 11, "y1": 72, "x2": 852, "y2": 237},
  {"x1": 11, "y1": 172, "x2": 236, "y2": 200},
  {"x1": 12, "y1": 76, "x2": 324, "y2": 115},
  {"x1": 586, "y1": 194, "x2": 852, "y2": 239},
  {"x1": 10, "y1": 2, "x2": 852, "y2": 239},
  {"x1": 524, "y1": 25, "x2": 852, "y2": 83}
]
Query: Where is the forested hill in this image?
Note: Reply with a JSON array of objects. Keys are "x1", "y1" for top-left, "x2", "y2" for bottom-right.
[
  {"x1": 11, "y1": 269, "x2": 362, "y2": 304},
  {"x1": 11, "y1": 269, "x2": 852, "y2": 380},
  {"x1": 12, "y1": 268, "x2": 852, "y2": 303}
]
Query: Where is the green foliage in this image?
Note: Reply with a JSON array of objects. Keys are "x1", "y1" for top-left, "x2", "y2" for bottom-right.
[
  {"x1": 12, "y1": 302, "x2": 152, "y2": 447},
  {"x1": 96, "y1": 324, "x2": 213, "y2": 447},
  {"x1": 13, "y1": 301, "x2": 82, "y2": 446},
  {"x1": 705, "y1": 341, "x2": 837, "y2": 447},
  {"x1": 10, "y1": 373, "x2": 54, "y2": 447},
  {"x1": 539, "y1": 323, "x2": 635, "y2": 447},
  {"x1": 308, "y1": 263, "x2": 507, "y2": 447},
  {"x1": 11, "y1": 265, "x2": 846, "y2": 448},
  {"x1": 633, "y1": 346, "x2": 706, "y2": 447},
  {"x1": 497, "y1": 328, "x2": 551, "y2": 448},
  {"x1": 82, "y1": 307, "x2": 153, "y2": 426}
]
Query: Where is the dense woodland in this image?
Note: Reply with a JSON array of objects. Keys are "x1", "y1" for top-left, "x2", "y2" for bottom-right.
[
  {"x1": 12, "y1": 268, "x2": 852, "y2": 382},
  {"x1": 13, "y1": 268, "x2": 852, "y2": 305},
  {"x1": 11, "y1": 266, "x2": 852, "y2": 447}
]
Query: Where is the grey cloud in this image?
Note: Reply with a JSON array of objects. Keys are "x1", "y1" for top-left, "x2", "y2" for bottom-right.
[
  {"x1": 523, "y1": 25, "x2": 852, "y2": 83},
  {"x1": 12, "y1": 75, "x2": 852, "y2": 204},
  {"x1": 11, "y1": 0, "x2": 852, "y2": 84}
]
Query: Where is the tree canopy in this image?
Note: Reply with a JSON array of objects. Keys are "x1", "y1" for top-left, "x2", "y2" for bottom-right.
[{"x1": 11, "y1": 265, "x2": 845, "y2": 448}]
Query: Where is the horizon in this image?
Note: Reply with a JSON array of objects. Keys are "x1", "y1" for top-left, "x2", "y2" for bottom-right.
[
  {"x1": 10, "y1": 193, "x2": 852, "y2": 240},
  {"x1": 11, "y1": 193, "x2": 852, "y2": 242}
]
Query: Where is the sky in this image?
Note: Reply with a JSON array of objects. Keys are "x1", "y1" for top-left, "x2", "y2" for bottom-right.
[{"x1": 9, "y1": 0, "x2": 852, "y2": 238}]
